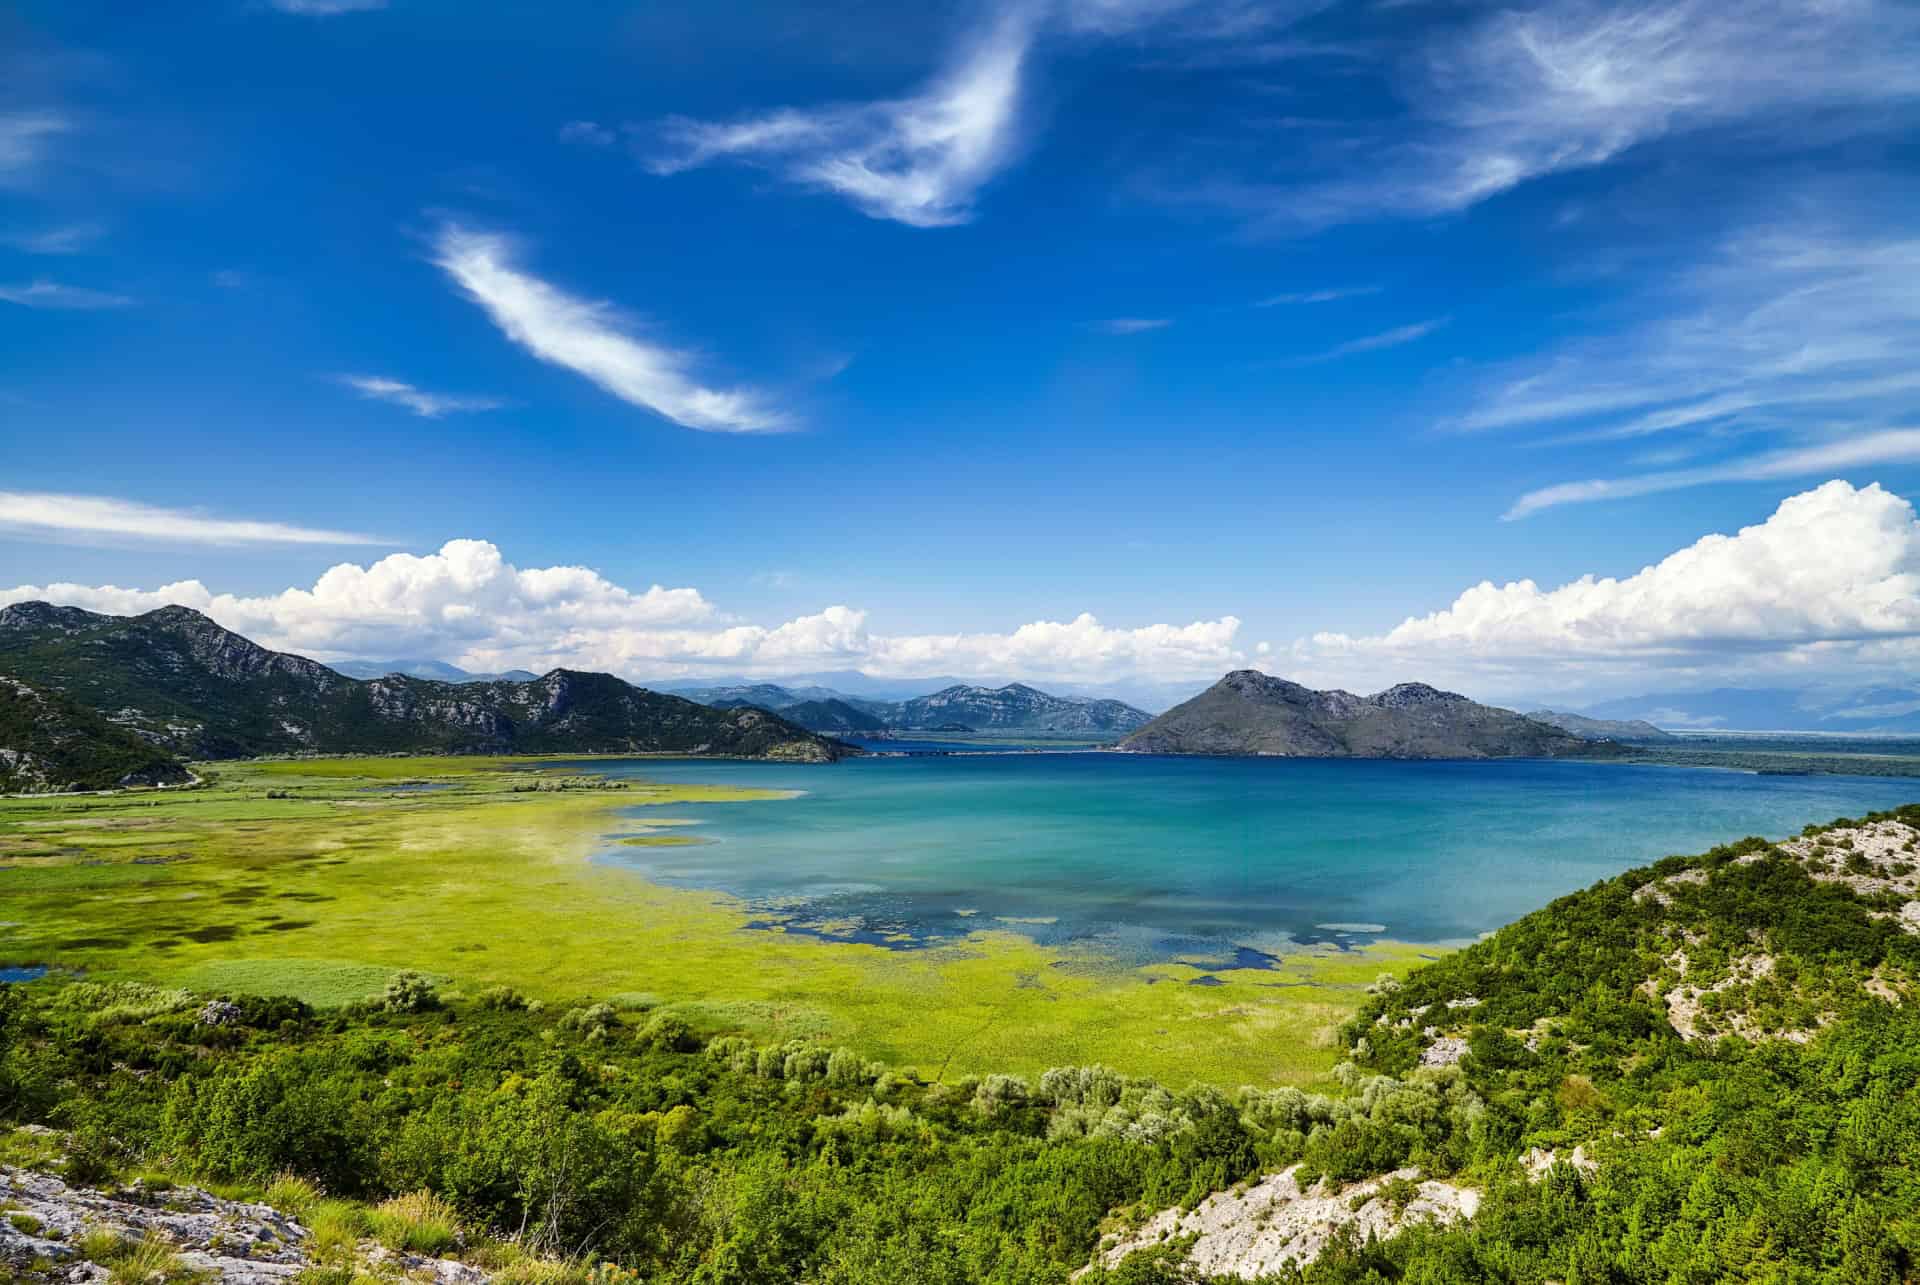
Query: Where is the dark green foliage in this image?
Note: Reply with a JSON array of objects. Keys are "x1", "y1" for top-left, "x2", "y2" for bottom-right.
[
  {"x1": 383, "y1": 971, "x2": 439, "y2": 1013},
  {"x1": 0, "y1": 675, "x2": 188, "y2": 792}
]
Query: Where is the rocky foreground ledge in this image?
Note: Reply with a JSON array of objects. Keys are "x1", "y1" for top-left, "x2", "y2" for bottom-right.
[{"x1": 0, "y1": 1164, "x2": 485, "y2": 1285}]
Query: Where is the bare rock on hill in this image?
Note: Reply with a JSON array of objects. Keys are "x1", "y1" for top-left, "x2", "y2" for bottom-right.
[
  {"x1": 0, "y1": 1167, "x2": 488, "y2": 1285},
  {"x1": 1087, "y1": 1163, "x2": 1480, "y2": 1280}
]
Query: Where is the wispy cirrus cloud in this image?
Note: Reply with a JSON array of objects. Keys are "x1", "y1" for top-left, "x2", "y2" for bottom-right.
[
  {"x1": 0, "y1": 491, "x2": 382, "y2": 547},
  {"x1": 337, "y1": 375, "x2": 505, "y2": 419},
  {"x1": 266, "y1": 0, "x2": 386, "y2": 14},
  {"x1": 1286, "y1": 316, "x2": 1446, "y2": 364},
  {"x1": 644, "y1": 8, "x2": 1035, "y2": 228},
  {"x1": 1459, "y1": 218, "x2": 1920, "y2": 515},
  {"x1": 1232, "y1": 0, "x2": 1920, "y2": 231},
  {"x1": 0, "y1": 280, "x2": 132, "y2": 310},
  {"x1": 558, "y1": 120, "x2": 614, "y2": 147},
  {"x1": 1506, "y1": 429, "x2": 1920, "y2": 519},
  {"x1": 0, "y1": 112, "x2": 68, "y2": 185},
  {"x1": 5, "y1": 222, "x2": 105, "y2": 255},
  {"x1": 1093, "y1": 317, "x2": 1172, "y2": 335},
  {"x1": 432, "y1": 224, "x2": 785, "y2": 433},
  {"x1": 1254, "y1": 285, "x2": 1379, "y2": 307}
]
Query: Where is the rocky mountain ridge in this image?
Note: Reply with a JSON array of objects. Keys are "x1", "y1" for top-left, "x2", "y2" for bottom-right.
[
  {"x1": 0, "y1": 602, "x2": 844, "y2": 763},
  {"x1": 1119, "y1": 670, "x2": 1605, "y2": 759},
  {"x1": 1525, "y1": 708, "x2": 1675, "y2": 742},
  {"x1": 682, "y1": 679, "x2": 1152, "y2": 736}
]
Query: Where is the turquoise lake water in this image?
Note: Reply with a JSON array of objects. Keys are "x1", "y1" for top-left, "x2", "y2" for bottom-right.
[{"x1": 578, "y1": 754, "x2": 1919, "y2": 963}]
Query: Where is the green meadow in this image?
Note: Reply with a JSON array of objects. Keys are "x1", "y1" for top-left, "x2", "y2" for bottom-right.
[{"x1": 0, "y1": 757, "x2": 1430, "y2": 1087}]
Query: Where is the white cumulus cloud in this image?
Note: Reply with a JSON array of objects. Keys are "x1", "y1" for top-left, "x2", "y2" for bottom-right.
[
  {"x1": 1294, "y1": 481, "x2": 1920, "y2": 698},
  {"x1": 433, "y1": 225, "x2": 786, "y2": 433},
  {"x1": 0, "y1": 539, "x2": 1246, "y2": 685}
]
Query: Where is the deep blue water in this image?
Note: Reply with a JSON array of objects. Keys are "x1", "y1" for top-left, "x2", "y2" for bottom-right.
[{"x1": 575, "y1": 754, "x2": 1918, "y2": 963}]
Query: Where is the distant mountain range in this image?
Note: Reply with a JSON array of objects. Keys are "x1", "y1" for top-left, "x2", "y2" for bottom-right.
[
  {"x1": 0, "y1": 602, "x2": 844, "y2": 786},
  {"x1": 678, "y1": 680, "x2": 1154, "y2": 736},
  {"x1": 1524, "y1": 709, "x2": 1675, "y2": 742},
  {"x1": 659, "y1": 671, "x2": 1206, "y2": 712},
  {"x1": 1573, "y1": 686, "x2": 1920, "y2": 735},
  {"x1": 329, "y1": 658, "x2": 539, "y2": 683},
  {"x1": 1119, "y1": 671, "x2": 1608, "y2": 759}
]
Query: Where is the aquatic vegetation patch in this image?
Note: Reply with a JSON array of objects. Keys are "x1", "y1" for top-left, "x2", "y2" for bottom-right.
[{"x1": 0, "y1": 757, "x2": 1434, "y2": 1085}]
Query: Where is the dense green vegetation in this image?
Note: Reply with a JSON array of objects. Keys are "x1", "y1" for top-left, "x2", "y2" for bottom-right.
[
  {"x1": 0, "y1": 677, "x2": 187, "y2": 793},
  {"x1": 5, "y1": 806, "x2": 1920, "y2": 1281}
]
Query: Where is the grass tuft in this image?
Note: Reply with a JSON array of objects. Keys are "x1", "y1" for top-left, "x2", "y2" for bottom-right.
[
  {"x1": 366, "y1": 1190, "x2": 460, "y2": 1257},
  {"x1": 263, "y1": 1173, "x2": 323, "y2": 1220}
]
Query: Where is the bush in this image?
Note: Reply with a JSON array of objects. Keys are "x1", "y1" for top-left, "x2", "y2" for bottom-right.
[
  {"x1": 637, "y1": 1012, "x2": 695, "y2": 1054},
  {"x1": 383, "y1": 972, "x2": 439, "y2": 1014},
  {"x1": 558, "y1": 1004, "x2": 619, "y2": 1041}
]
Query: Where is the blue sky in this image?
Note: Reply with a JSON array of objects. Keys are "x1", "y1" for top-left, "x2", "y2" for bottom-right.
[{"x1": 4, "y1": 0, "x2": 1919, "y2": 706}]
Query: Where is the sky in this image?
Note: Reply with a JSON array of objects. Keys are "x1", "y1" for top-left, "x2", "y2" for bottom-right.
[{"x1": 2, "y1": 0, "x2": 1919, "y2": 709}]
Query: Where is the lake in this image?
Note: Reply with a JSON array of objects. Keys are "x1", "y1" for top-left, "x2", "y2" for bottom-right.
[{"x1": 584, "y1": 753, "x2": 1919, "y2": 963}]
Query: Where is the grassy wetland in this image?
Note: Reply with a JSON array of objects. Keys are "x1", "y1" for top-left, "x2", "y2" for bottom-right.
[{"x1": 0, "y1": 756, "x2": 1427, "y2": 1088}]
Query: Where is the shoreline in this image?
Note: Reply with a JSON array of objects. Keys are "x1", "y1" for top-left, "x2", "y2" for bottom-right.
[{"x1": 0, "y1": 755, "x2": 1436, "y2": 1087}]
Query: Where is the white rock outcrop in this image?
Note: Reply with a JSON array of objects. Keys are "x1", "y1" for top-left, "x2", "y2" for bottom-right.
[{"x1": 1088, "y1": 1164, "x2": 1479, "y2": 1280}]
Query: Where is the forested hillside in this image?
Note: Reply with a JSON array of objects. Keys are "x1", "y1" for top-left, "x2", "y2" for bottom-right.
[{"x1": 0, "y1": 676, "x2": 189, "y2": 793}]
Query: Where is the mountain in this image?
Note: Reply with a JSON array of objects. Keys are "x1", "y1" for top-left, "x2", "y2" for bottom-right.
[
  {"x1": 329, "y1": 659, "x2": 539, "y2": 683},
  {"x1": 748, "y1": 697, "x2": 890, "y2": 735},
  {"x1": 674, "y1": 682, "x2": 847, "y2": 709},
  {"x1": 0, "y1": 602, "x2": 845, "y2": 762},
  {"x1": 891, "y1": 683, "x2": 1152, "y2": 734},
  {"x1": 658, "y1": 673, "x2": 981, "y2": 702},
  {"x1": 1525, "y1": 708, "x2": 1676, "y2": 742},
  {"x1": 0, "y1": 675, "x2": 192, "y2": 793},
  {"x1": 1119, "y1": 670, "x2": 1603, "y2": 758},
  {"x1": 678, "y1": 679, "x2": 1153, "y2": 735},
  {"x1": 1578, "y1": 685, "x2": 1920, "y2": 734}
]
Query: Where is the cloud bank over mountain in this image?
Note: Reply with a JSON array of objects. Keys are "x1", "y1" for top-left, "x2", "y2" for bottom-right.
[{"x1": 3, "y1": 481, "x2": 1915, "y2": 703}]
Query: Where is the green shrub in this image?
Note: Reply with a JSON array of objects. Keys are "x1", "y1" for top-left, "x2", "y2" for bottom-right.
[
  {"x1": 637, "y1": 1012, "x2": 693, "y2": 1053},
  {"x1": 382, "y1": 972, "x2": 438, "y2": 1014}
]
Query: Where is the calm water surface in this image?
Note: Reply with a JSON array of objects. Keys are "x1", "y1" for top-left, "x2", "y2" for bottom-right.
[{"x1": 574, "y1": 754, "x2": 1918, "y2": 962}]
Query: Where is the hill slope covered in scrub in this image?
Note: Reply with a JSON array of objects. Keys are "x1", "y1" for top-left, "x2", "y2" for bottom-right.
[
  {"x1": 0, "y1": 675, "x2": 190, "y2": 792},
  {"x1": 0, "y1": 602, "x2": 844, "y2": 762}
]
